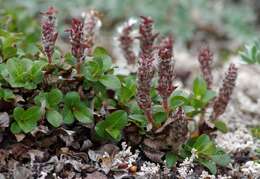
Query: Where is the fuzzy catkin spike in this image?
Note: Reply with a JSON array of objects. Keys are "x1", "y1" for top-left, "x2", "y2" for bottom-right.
[
  {"x1": 198, "y1": 47, "x2": 213, "y2": 89},
  {"x1": 211, "y1": 63, "x2": 238, "y2": 120},
  {"x1": 157, "y1": 35, "x2": 177, "y2": 112},
  {"x1": 118, "y1": 20, "x2": 137, "y2": 65},
  {"x1": 136, "y1": 16, "x2": 157, "y2": 130},
  {"x1": 139, "y1": 16, "x2": 158, "y2": 57},
  {"x1": 41, "y1": 6, "x2": 58, "y2": 64},
  {"x1": 137, "y1": 54, "x2": 155, "y2": 130},
  {"x1": 66, "y1": 18, "x2": 85, "y2": 74},
  {"x1": 83, "y1": 10, "x2": 101, "y2": 56}
]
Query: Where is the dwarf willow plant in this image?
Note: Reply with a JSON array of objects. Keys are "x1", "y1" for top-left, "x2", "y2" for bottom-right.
[{"x1": 0, "y1": 7, "x2": 238, "y2": 174}]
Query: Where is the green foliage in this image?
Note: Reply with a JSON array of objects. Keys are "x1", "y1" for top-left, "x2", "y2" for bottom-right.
[
  {"x1": 34, "y1": 89, "x2": 63, "y2": 127},
  {"x1": 251, "y1": 126, "x2": 260, "y2": 139},
  {"x1": 240, "y1": 41, "x2": 260, "y2": 64},
  {"x1": 180, "y1": 134, "x2": 231, "y2": 174},
  {"x1": 0, "y1": 29, "x2": 22, "y2": 61},
  {"x1": 0, "y1": 6, "x2": 40, "y2": 53},
  {"x1": 63, "y1": 92, "x2": 92, "y2": 124},
  {"x1": 169, "y1": 77, "x2": 216, "y2": 117},
  {"x1": 83, "y1": 47, "x2": 121, "y2": 91},
  {"x1": 165, "y1": 152, "x2": 178, "y2": 168},
  {"x1": 213, "y1": 120, "x2": 228, "y2": 133},
  {"x1": 11, "y1": 106, "x2": 41, "y2": 133},
  {"x1": 0, "y1": 88, "x2": 15, "y2": 101},
  {"x1": 95, "y1": 110, "x2": 128, "y2": 141},
  {"x1": 0, "y1": 57, "x2": 46, "y2": 89}
]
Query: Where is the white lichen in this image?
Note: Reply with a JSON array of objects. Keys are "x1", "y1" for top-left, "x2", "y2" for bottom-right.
[
  {"x1": 199, "y1": 171, "x2": 232, "y2": 179},
  {"x1": 177, "y1": 148, "x2": 197, "y2": 178},
  {"x1": 112, "y1": 142, "x2": 139, "y2": 168},
  {"x1": 200, "y1": 171, "x2": 216, "y2": 179},
  {"x1": 215, "y1": 127, "x2": 255, "y2": 153},
  {"x1": 137, "y1": 161, "x2": 160, "y2": 177},
  {"x1": 241, "y1": 161, "x2": 260, "y2": 178}
]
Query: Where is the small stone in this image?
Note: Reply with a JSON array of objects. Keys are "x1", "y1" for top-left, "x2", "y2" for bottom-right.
[{"x1": 129, "y1": 165, "x2": 137, "y2": 174}]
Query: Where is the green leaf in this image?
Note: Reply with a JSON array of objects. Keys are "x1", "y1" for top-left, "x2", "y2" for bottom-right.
[
  {"x1": 169, "y1": 90, "x2": 189, "y2": 109},
  {"x1": 99, "y1": 74, "x2": 121, "y2": 90},
  {"x1": 183, "y1": 105, "x2": 195, "y2": 113},
  {"x1": 202, "y1": 90, "x2": 216, "y2": 104},
  {"x1": 213, "y1": 120, "x2": 228, "y2": 133},
  {"x1": 118, "y1": 86, "x2": 135, "y2": 104},
  {"x1": 46, "y1": 88, "x2": 63, "y2": 108},
  {"x1": 63, "y1": 106, "x2": 74, "y2": 124},
  {"x1": 10, "y1": 122, "x2": 22, "y2": 134},
  {"x1": 83, "y1": 60, "x2": 103, "y2": 81},
  {"x1": 64, "y1": 92, "x2": 81, "y2": 107},
  {"x1": 17, "y1": 119, "x2": 37, "y2": 133},
  {"x1": 46, "y1": 109, "x2": 63, "y2": 127},
  {"x1": 170, "y1": 96, "x2": 185, "y2": 109},
  {"x1": 3, "y1": 46, "x2": 17, "y2": 60},
  {"x1": 95, "y1": 110, "x2": 128, "y2": 141},
  {"x1": 199, "y1": 142, "x2": 216, "y2": 156},
  {"x1": 198, "y1": 159, "x2": 217, "y2": 175},
  {"x1": 211, "y1": 150, "x2": 231, "y2": 167},
  {"x1": 13, "y1": 106, "x2": 41, "y2": 133},
  {"x1": 93, "y1": 47, "x2": 112, "y2": 72},
  {"x1": 13, "y1": 107, "x2": 24, "y2": 121},
  {"x1": 193, "y1": 134, "x2": 211, "y2": 151},
  {"x1": 73, "y1": 103, "x2": 92, "y2": 123},
  {"x1": 154, "y1": 112, "x2": 167, "y2": 125},
  {"x1": 193, "y1": 77, "x2": 207, "y2": 97},
  {"x1": 129, "y1": 114, "x2": 147, "y2": 128},
  {"x1": 93, "y1": 47, "x2": 109, "y2": 57},
  {"x1": 165, "y1": 152, "x2": 178, "y2": 168},
  {"x1": 0, "y1": 88, "x2": 15, "y2": 101},
  {"x1": 105, "y1": 128, "x2": 121, "y2": 140},
  {"x1": 251, "y1": 126, "x2": 260, "y2": 139},
  {"x1": 24, "y1": 106, "x2": 41, "y2": 123}
]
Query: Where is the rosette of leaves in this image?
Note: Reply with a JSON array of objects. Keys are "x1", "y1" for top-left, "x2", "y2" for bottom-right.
[
  {"x1": 0, "y1": 57, "x2": 46, "y2": 89},
  {"x1": 34, "y1": 88, "x2": 63, "y2": 127},
  {"x1": 179, "y1": 134, "x2": 231, "y2": 175},
  {"x1": 169, "y1": 77, "x2": 216, "y2": 116},
  {"x1": 63, "y1": 91, "x2": 92, "y2": 124},
  {"x1": 10, "y1": 106, "x2": 41, "y2": 134},
  {"x1": 240, "y1": 40, "x2": 260, "y2": 64},
  {"x1": 82, "y1": 47, "x2": 121, "y2": 91},
  {"x1": 169, "y1": 77, "x2": 228, "y2": 132},
  {"x1": 165, "y1": 134, "x2": 231, "y2": 174}
]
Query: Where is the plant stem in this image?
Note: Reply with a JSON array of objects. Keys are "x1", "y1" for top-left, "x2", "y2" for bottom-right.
[
  {"x1": 145, "y1": 110, "x2": 154, "y2": 130},
  {"x1": 162, "y1": 98, "x2": 169, "y2": 113}
]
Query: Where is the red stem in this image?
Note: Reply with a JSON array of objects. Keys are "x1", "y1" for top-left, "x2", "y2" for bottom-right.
[
  {"x1": 48, "y1": 55, "x2": 52, "y2": 64},
  {"x1": 162, "y1": 98, "x2": 169, "y2": 113},
  {"x1": 145, "y1": 110, "x2": 154, "y2": 127}
]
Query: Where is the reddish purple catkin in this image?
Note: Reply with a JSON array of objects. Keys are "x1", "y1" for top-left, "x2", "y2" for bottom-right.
[
  {"x1": 118, "y1": 20, "x2": 136, "y2": 65},
  {"x1": 41, "y1": 7, "x2": 58, "y2": 64},
  {"x1": 198, "y1": 47, "x2": 213, "y2": 89},
  {"x1": 83, "y1": 10, "x2": 101, "y2": 56},
  {"x1": 66, "y1": 18, "x2": 85, "y2": 74},
  {"x1": 139, "y1": 16, "x2": 158, "y2": 58},
  {"x1": 210, "y1": 63, "x2": 238, "y2": 120},
  {"x1": 136, "y1": 16, "x2": 157, "y2": 129},
  {"x1": 157, "y1": 35, "x2": 177, "y2": 112}
]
